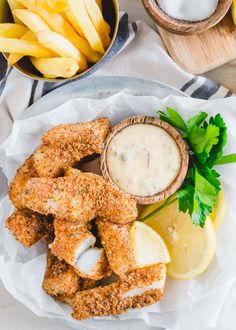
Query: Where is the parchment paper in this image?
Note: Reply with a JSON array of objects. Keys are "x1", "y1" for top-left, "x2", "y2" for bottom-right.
[{"x1": 0, "y1": 92, "x2": 236, "y2": 330}]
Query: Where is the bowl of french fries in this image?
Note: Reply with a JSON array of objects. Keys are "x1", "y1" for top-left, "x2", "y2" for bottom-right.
[{"x1": 0, "y1": 0, "x2": 119, "y2": 81}]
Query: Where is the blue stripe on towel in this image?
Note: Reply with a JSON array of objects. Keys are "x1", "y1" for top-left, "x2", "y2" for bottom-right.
[{"x1": 191, "y1": 78, "x2": 220, "y2": 99}]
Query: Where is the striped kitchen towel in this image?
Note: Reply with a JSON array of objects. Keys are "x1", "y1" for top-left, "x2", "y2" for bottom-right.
[{"x1": 0, "y1": 13, "x2": 232, "y2": 143}]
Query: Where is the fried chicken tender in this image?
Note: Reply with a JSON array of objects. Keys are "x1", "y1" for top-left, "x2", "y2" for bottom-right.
[
  {"x1": 33, "y1": 118, "x2": 111, "y2": 177},
  {"x1": 9, "y1": 156, "x2": 38, "y2": 209},
  {"x1": 97, "y1": 219, "x2": 135, "y2": 277},
  {"x1": 50, "y1": 218, "x2": 96, "y2": 268},
  {"x1": 20, "y1": 171, "x2": 138, "y2": 224},
  {"x1": 43, "y1": 253, "x2": 98, "y2": 305},
  {"x1": 72, "y1": 264, "x2": 167, "y2": 320},
  {"x1": 6, "y1": 210, "x2": 54, "y2": 247}
]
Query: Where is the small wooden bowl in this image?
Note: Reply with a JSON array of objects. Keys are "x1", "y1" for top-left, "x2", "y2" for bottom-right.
[
  {"x1": 141, "y1": 0, "x2": 233, "y2": 35},
  {"x1": 101, "y1": 116, "x2": 189, "y2": 205}
]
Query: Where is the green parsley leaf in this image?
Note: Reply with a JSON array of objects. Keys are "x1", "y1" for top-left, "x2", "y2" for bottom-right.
[
  {"x1": 187, "y1": 124, "x2": 220, "y2": 163},
  {"x1": 214, "y1": 153, "x2": 236, "y2": 165},
  {"x1": 157, "y1": 107, "x2": 188, "y2": 132},
  {"x1": 187, "y1": 112, "x2": 208, "y2": 129}
]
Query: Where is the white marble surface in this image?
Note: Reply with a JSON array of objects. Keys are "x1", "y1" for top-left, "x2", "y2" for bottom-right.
[{"x1": 0, "y1": 2, "x2": 235, "y2": 330}]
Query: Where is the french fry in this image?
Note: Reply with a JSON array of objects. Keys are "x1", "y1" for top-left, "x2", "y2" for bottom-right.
[
  {"x1": 96, "y1": 0, "x2": 103, "y2": 11},
  {"x1": 0, "y1": 23, "x2": 27, "y2": 38},
  {"x1": 84, "y1": 0, "x2": 111, "y2": 49},
  {"x1": 8, "y1": 30, "x2": 36, "y2": 66},
  {"x1": 0, "y1": 38, "x2": 53, "y2": 57},
  {"x1": 67, "y1": 0, "x2": 105, "y2": 54},
  {"x1": 37, "y1": 30, "x2": 88, "y2": 71},
  {"x1": 30, "y1": 57, "x2": 79, "y2": 78},
  {"x1": 64, "y1": 9, "x2": 85, "y2": 38},
  {"x1": 42, "y1": 0, "x2": 68, "y2": 12},
  {"x1": 7, "y1": 0, "x2": 25, "y2": 24},
  {"x1": 19, "y1": 0, "x2": 102, "y2": 63},
  {"x1": 13, "y1": 9, "x2": 51, "y2": 33}
]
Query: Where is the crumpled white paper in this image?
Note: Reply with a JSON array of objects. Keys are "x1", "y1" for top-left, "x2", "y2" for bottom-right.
[{"x1": 0, "y1": 92, "x2": 236, "y2": 330}]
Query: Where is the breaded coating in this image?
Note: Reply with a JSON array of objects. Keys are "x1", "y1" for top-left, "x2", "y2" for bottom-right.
[
  {"x1": 76, "y1": 247, "x2": 111, "y2": 280},
  {"x1": 72, "y1": 264, "x2": 167, "y2": 320},
  {"x1": 43, "y1": 253, "x2": 79, "y2": 298},
  {"x1": 34, "y1": 118, "x2": 111, "y2": 178},
  {"x1": 20, "y1": 172, "x2": 137, "y2": 224},
  {"x1": 50, "y1": 218, "x2": 96, "y2": 268},
  {"x1": 43, "y1": 253, "x2": 98, "y2": 305},
  {"x1": 42, "y1": 118, "x2": 111, "y2": 145},
  {"x1": 9, "y1": 156, "x2": 38, "y2": 209},
  {"x1": 34, "y1": 129, "x2": 104, "y2": 178},
  {"x1": 6, "y1": 210, "x2": 54, "y2": 247},
  {"x1": 97, "y1": 219, "x2": 135, "y2": 277}
]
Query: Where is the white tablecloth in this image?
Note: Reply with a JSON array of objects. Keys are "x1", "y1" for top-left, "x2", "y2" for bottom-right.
[{"x1": 0, "y1": 2, "x2": 235, "y2": 330}]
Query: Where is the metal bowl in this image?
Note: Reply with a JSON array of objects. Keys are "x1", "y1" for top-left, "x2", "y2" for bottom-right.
[{"x1": 0, "y1": 0, "x2": 119, "y2": 82}]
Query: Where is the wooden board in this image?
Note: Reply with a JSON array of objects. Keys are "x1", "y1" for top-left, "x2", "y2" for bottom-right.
[{"x1": 158, "y1": 14, "x2": 236, "y2": 74}]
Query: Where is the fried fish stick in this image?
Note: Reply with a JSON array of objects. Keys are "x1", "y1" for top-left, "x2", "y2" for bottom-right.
[
  {"x1": 43, "y1": 253, "x2": 79, "y2": 298},
  {"x1": 19, "y1": 173, "x2": 102, "y2": 222},
  {"x1": 9, "y1": 156, "x2": 38, "y2": 209},
  {"x1": 50, "y1": 218, "x2": 96, "y2": 267},
  {"x1": 97, "y1": 219, "x2": 135, "y2": 276},
  {"x1": 72, "y1": 264, "x2": 167, "y2": 320},
  {"x1": 6, "y1": 210, "x2": 54, "y2": 247},
  {"x1": 20, "y1": 172, "x2": 137, "y2": 224},
  {"x1": 76, "y1": 247, "x2": 111, "y2": 280},
  {"x1": 42, "y1": 118, "x2": 111, "y2": 145},
  {"x1": 33, "y1": 129, "x2": 104, "y2": 177}
]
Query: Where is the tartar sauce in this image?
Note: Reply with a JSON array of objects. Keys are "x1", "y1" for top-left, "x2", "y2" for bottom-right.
[{"x1": 106, "y1": 124, "x2": 181, "y2": 197}]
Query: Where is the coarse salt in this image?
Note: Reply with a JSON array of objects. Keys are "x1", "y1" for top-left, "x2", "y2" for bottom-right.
[{"x1": 157, "y1": 0, "x2": 219, "y2": 22}]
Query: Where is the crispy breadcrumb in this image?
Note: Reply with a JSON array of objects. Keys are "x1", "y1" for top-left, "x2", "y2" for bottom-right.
[
  {"x1": 20, "y1": 172, "x2": 137, "y2": 224},
  {"x1": 42, "y1": 118, "x2": 111, "y2": 146},
  {"x1": 9, "y1": 156, "x2": 38, "y2": 209},
  {"x1": 50, "y1": 218, "x2": 96, "y2": 267},
  {"x1": 34, "y1": 118, "x2": 111, "y2": 177},
  {"x1": 6, "y1": 210, "x2": 54, "y2": 247},
  {"x1": 72, "y1": 264, "x2": 166, "y2": 320},
  {"x1": 43, "y1": 253, "x2": 79, "y2": 298},
  {"x1": 97, "y1": 219, "x2": 135, "y2": 277}
]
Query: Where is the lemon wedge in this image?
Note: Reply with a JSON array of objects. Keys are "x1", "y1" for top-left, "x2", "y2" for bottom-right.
[
  {"x1": 232, "y1": 0, "x2": 236, "y2": 25},
  {"x1": 140, "y1": 200, "x2": 216, "y2": 280},
  {"x1": 130, "y1": 221, "x2": 171, "y2": 268},
  {"x1": 209, "y1": 190, "x2": 225, "y2": 230}
]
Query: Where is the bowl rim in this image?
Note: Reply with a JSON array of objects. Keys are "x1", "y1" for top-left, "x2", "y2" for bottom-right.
[
  {"x1": 141, "y1": 0, "x2": 233, "y2": 35},
  {"x1": 100, "y1": 115, "x2": 189, "y2": 205},
  {"x1": 2, "y1": 0, "x2": 120, "y2": 82}
]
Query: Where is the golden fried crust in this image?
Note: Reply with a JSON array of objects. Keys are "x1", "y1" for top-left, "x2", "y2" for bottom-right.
[
  {"x1": 20, "y1": 173, "x2": 102, "y2": 223},
  {"x1": 34, "y1": 118, "x2": 111, "y2": 178},
  {"x1": 6, "y1": 210, "x2": 54, "y2": 247},
  {"x1": 50, "y1": 218, "x2": 95, "y2": 266},
  {"x1": 20, "y1": 172, "x2": 137, "y2": 224},
  {"x1": 72, "y1": 264, "x2": 166, "y2": 320},
  {"x1": 43, "y1": 253, "x2": 79, "y2": 297},
  {"x1": 34, "y1": 129, "x2": 104, "y2": 178},
  {"x1": 9, "y1": 156, "x2": 38, "y2": 209},
  {"x1": 42, "y1": 118, "x2": 111, "y2": 146},
  {"x1": 97, "y1": 219, "x2": 135, "y2": 277}
]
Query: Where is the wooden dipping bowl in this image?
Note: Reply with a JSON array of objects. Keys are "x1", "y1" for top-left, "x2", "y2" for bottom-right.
[
  {"x1": 101, "y1": 116, "x2": 189, "y2": 205},
  {"x1": 141, "y1": 0, "x2": 233, "y2": 35}
]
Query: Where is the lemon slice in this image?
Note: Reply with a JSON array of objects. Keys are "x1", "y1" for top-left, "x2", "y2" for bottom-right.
[
  {"x1": 232, "y1": 0, "x2": 236, "y2": 25},
  {"x1": 140, "y1": 200, "x2": 216, "y2": 280},
  {"x1": 130, "y1": 221, "x2": 171, "y2": 268},
  {"x1": 209, "y1": 190, "x2": 225, "y2": 230}
]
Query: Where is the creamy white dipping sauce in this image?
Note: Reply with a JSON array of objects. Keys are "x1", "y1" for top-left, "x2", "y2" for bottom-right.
[{"x1": 107, "y1": 124, "x2": 181, "y2": 197}]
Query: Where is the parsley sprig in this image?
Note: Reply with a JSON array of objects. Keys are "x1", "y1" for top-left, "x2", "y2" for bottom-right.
[{"x1": 139, "y1": 108, "x2": 236, "y2": 228}]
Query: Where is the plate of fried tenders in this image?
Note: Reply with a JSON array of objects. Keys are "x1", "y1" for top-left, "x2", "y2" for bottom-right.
[{"x1": 3, "y1": 117, "x2": 167, "y2": 322}]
